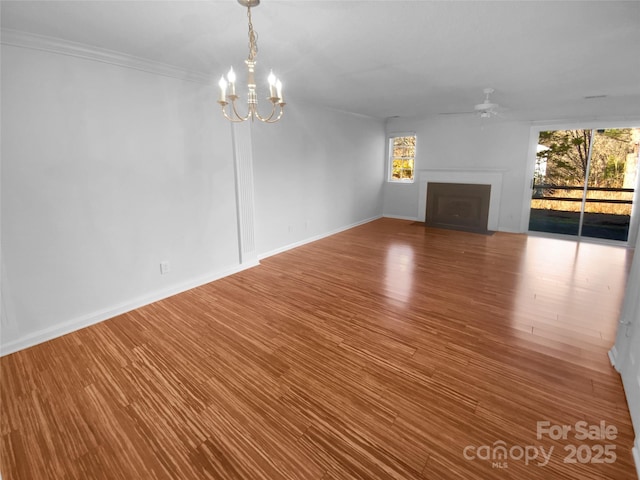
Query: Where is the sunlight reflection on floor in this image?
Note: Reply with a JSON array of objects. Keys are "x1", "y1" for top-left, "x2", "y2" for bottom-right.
[
  {"x1": 385, "y1": 243, "x2": 415, "y2": 305},
  {"x1": 513, "y1": 236, "x2": 631, "y2": 346}
]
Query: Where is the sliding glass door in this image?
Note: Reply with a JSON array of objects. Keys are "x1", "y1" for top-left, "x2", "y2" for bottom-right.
[{"x1": 529, "y1": 128, "x2": 639, "y2": 242}]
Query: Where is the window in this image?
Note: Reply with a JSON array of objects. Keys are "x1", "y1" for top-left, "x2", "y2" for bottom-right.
[{"x1": 388, "y1": 135, "x2": 416, "y2": 182}]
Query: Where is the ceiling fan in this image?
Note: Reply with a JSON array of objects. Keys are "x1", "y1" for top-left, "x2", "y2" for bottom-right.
[
  {"x1": 439, "y1": 88, "x2": 501, "y2": 118},
  {"x1": 474, "y1": 88, "x2": 500, "y2": 118}
]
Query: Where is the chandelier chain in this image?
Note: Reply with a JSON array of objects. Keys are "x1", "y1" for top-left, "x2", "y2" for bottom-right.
[{"x1": 247, "y1": 7, "x2": 258, "y2": 62}]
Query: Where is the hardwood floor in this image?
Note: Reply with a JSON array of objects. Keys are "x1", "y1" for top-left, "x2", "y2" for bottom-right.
[{"x1": 1, "y1": 218, "x2": 636, "y2": 479}]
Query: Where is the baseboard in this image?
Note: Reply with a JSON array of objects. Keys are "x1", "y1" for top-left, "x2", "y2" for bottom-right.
[
  {"x1": 258, "y1": 215, "x2": 382, "y2": 260},
  {"x1": 497, "y1": 227, "x2": 523, "y2": 234},
  {"x1": 382, "y1": 214, "x2": 419, "y2": 221},
  {"x1": 382, "y1": 216, "x2": 522, "y2": 232},
  {"x1": 608, "y1": 346, "x2": 619, "y2": 370},
  {"x1": 633, "y1": 438, "x2": 640, "y2": 480},
  {"x1": 0, "y1": 260, "x2": 259, "y2": 356}
]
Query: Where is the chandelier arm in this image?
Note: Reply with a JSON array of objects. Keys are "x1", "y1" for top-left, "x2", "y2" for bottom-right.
[
  {"x1": 254, "y1": 102, "x2": 277, "y2": 122},
  {"x1": 221, "y1": 105, "x2": 247, "y2": 123},
  {"x1": 265, "y1": 106, "x2": 285, "y2": 124},
  {"x1": 230, "y1": 98, "x2": 252, "y2": 122},
  {"x1": 256, "y1": 104, "x2": 285, "y2": 124},
  {"x1": 219, "y1": 99, "x2": 251, "y2": 123}
]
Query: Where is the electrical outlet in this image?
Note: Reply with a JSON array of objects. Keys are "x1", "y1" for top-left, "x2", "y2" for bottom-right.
[{"x1": 160, "y1": 261, "x2": 171, "y2": 275}]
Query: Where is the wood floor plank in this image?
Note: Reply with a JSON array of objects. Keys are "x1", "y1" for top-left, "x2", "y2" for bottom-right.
[{"x1": 1, "y1": 218, "x2": 636, "y2": 479}]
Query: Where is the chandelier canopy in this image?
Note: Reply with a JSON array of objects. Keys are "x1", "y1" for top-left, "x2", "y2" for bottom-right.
[{"x1": 218, "y1": 0, "x2": 285, "y2": 123}]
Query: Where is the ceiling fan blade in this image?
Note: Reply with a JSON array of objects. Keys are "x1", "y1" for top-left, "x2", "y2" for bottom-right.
[{"x1": 438, "y1": 111, "x2": 476, "y2": 116}]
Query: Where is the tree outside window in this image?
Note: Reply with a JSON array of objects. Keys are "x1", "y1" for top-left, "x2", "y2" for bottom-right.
[{"x1": 389, "y1": 135, "x2": 416, "y2": 183}]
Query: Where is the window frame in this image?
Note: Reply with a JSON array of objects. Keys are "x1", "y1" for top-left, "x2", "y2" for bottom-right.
[{"x1": 387, "y1": 133, "x2": 417, "y2": 184}]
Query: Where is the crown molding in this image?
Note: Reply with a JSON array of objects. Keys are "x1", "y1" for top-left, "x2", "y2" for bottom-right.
[{"x1": 1, "y1": 29, "x2": 212, "y2": 84}]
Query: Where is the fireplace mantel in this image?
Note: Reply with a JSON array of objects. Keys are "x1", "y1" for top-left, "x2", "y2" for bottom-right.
[{"x1": 418, "y1": 169, "x2": 504, "y2": 231}]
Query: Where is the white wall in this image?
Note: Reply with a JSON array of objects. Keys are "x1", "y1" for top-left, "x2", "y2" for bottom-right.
[
  {"x1": 622, "y1": 288, "x2": 640, "y2": 478},
  {"x1": 1, "y1": 44, "x2": 240, "y2": 353},
  {"x1": 383, "y1": 115, "x2": 531, "y2": 232},
  {"x1": 252, "y1": 104, "x2": 385, "y2": 256},
  {"x1": 612, "y1": 231, "x2": 640, "y2": 477}
]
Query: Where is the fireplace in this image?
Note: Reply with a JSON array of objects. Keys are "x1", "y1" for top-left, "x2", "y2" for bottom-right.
[
  {"x1": 417, "y1": 169, "x2": 503, "y2": 232},
  {"x1": 426, "y1": 182, "x2": 491, "y2": 233}
]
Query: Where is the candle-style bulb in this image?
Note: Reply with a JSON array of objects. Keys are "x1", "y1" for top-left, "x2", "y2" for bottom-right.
[
  {"x1": 268, "y1": 70, "x2": 277, "y2": 98},
  {"x1": 218, "y1": 76, "x2": 227, "y2": 102},
  {"x1": 227, "y1": 67, "x2": 236, "y2": 83},
  {"x1": 276, "y1": 79, "x2": 283, "y2": 102}
]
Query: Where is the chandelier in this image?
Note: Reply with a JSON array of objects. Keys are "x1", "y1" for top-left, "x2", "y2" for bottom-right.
[{"x1": 217, "y1": 0, "x2": 285, "y2": 123}]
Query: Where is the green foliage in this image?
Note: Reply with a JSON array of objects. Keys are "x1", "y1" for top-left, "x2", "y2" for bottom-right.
[
  {"x1": 537, "y1": 129, "x2": 632, "y2": 187},
  {"x1": 390, "y1": 135, "x2": 416, "y2": 181}
]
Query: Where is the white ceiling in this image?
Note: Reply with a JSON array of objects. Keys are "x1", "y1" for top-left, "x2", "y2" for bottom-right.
[{"x1": 2, "y1": 0, "x2": 639, "y2": 121}]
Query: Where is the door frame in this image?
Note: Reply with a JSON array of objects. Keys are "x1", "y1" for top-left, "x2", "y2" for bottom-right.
[{"x1": 521, "y1": 120, "x2": 640, "y2": 245}]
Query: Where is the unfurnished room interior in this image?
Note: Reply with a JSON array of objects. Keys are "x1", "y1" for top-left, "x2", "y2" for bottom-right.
[{"x1": 1, "y1": 1, "x2": 640, "y2": 479}]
